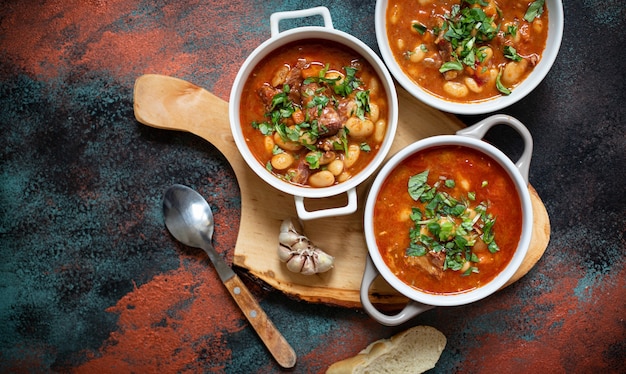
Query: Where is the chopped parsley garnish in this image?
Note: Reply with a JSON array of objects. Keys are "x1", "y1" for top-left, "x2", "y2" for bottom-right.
[
  {"x1": 495, "y1": 68, "x2": 512, "y2": 95},
  {"x1": 439, "y1": 60, "x2": 463, "y2": 74},
  {"x1": 355, "y1": 90, "x2": 371, "y2": 120},
  {"x1": 524, "y1": 0, "x2": 545, "y2": 22},
  {"x1": 259, "y1": 65, "x2": 370, "y2": 151},
  {"x1": 439, "y1": 2, "x2": 499, "y2": 73},
  {"x1": 405, "y1": 170, "x2": 499, "y2": 276},
  {"x1": 305, "y1": 65, "x2": 363, "y2": 97},
  {"x1": 412, "y1": 22, "x2": 427, "y2": 35},
  {"x1": 503, "y1": 46, "x2": 523, "y2": 62},
  {"x1": 305, "y1": 151, "x2": 322, "y2": 169}
]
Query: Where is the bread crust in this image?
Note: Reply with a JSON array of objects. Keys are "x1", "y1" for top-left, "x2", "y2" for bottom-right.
[{"x1": 326, "y1": 325, "x2": 446, "y2": 374}]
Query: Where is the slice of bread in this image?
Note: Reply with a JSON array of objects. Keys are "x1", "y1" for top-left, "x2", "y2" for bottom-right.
[{"x1": 326, "y1": 325, "x2": 446, "y2": 374}]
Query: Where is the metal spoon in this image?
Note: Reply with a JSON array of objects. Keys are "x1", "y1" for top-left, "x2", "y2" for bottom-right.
[{"x1": 163, "y1": 184, "x2": 296, "y2": 368}]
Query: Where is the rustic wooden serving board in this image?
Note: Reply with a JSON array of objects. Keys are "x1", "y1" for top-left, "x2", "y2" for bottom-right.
[{"x1": 134, "y1": 74, "x2": 550, "y2": 308}]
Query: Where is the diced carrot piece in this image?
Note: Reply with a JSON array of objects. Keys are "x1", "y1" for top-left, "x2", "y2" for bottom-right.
[{"x1": 292, "y1": 109, "x2": 305, "y2": 124}]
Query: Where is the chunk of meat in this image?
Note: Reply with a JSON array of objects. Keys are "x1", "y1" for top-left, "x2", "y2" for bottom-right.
[
  {"x1": 310, "y1": 106, "x2": 343, "y2": 137},
  {"x1": 300, "y1": 81, "x2": 321, "y2": 108},
  {"x1": 289, "y1": 158, "x2": 310, "y2": 185},
  {"x1": 406, "y1": 251, "x2": 445, "y2": 280},
  {"x1": 258, "y1": 84, "x2": 282, "y2": 109},
  {"x1": 284, "y1": 62, "x2": 304, "y2": 103}
]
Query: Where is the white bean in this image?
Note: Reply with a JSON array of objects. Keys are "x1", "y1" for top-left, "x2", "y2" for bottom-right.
[
  {"x1": 390, "y1": 4, "x2": 400, "y2": 24},
  {"x1": 397, "y1": 38, "x2": 405, "y2": 51},
  {"x1": 271, "y1": 153, "x2": 294, "y2": 170},
  {"x1": 345, "y1": 117, "x2": 374, "y2": 139},
  {"x1": 343, "y1": 144, "x2": 361, "y2": 168},
  {"x1": 308, "y1": 170, "x2": 335, "y2": 188},
  {"x1": 325, "y1": 70, "x2": 344, "y2": 86},
  {"x1": 399, "y1": 208, "x2": 412, "y2": 221},
  {"x1": 327, "y1": 159, "x2": 344, "y2": 176},
  {"x1": 409, "y1": 45, "x2": 427, "y2": 63},
  {"x1": 443, "y1": 81, "x2": 469, "y2": 98},
  {"x1": 480, "y1": 46, "x2": 493, "y2": 63},
  {"x1": 264, "y1": 135, "x2": 275, "y2": 154},
  {"x1": 299, "y1": 132, "x2": 317, "y2": 147},
  {"x1": 368, "y1": 77, "x2": 379, "y2": 96},
  {"x1": 336, "y1": 171, "x2": 351, "y2": 183},
  {"x1": 374, "y1": 119, "x2": 386, "y2": 143},
  {"x1": 501, "y1": 59, "x2": 529, "y2": 86},
  {"x1": 369, "y1": 102, "x2": 380, "y2": 123},
  {"x1": 464, "y1": 77, "x2": 483, "y2": 93},
  {"x1": 274, "y1": 132, "x2": 302, "y2": 152}
]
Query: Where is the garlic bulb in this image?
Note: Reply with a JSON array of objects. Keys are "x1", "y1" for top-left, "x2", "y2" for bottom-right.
[{"x1": 277, "y1": 218, "x2": 334, "y2": 275}]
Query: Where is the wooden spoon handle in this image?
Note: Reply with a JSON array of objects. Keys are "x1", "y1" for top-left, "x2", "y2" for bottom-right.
[{"x1": 223, "y1": 274, "x2": 297, "y2": 368}]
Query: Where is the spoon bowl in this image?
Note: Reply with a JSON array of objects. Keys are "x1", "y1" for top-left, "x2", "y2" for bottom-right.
[
  {"x1": 162, "y1": 184, "x2": 297, "y2": 368},
  {"x1": 164, "y1": 184, "x2": 214, "y2": 245}
]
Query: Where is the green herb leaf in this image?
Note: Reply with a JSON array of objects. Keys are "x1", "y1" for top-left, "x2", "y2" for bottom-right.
[
  {"x1": 272, "y1": 145, "x2": 284, "y2": 155},
  {"x1": 305, "y1": 151, "x2": 322, "y2": 169},
  {"x1": 409, "y1": 207, "x2": 423, "y2": 222},
  {"x1": 334, "y1": 66, "x2": 362, "y2": 97},
  {"x1": 507, "y1": 24, "x2": 518, "y2": 37},
  {"x1": 406, "y1": 243, "x2": 427, "y2": 257},
  {"x1": 496, "y1": 68, "x2": 512, "y2": 95},
  {"x1": 503, "y1": 46, "x2": 523, "y2": 62},
  {"x1": 408, "y1": 170, "x2": 430, "y2": 200},
  {"x1": 524, "y1": 0, "x2": 545, "y2": 22},
  {"x1": 439, "y1": 60, "x2": 463, "y2": 73},
  {"x1": 404, "y1": 168, "x2": 500, "y2": 277},
  {"x1": 355, "y1": 90, "x2": 371, "y2": 120},
  {"x1": 412, "y1": 22, "x2": 427, "y2": 35}
]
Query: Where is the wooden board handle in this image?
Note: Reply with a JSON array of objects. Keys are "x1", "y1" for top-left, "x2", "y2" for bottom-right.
[{"x1": 223, "y1": 274, "x2": 297, "y2": 368}]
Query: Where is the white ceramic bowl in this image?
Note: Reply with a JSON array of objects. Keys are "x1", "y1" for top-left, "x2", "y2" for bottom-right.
[
  {"x1": 229, "y1": 7, "x2": 398, "y2": 220},
  {"x1": 361, "y1": 114, "x2": 534, "y2": 325},
  {"x1": 375, "y1": 0, "x2": 564, "y2": 114}
]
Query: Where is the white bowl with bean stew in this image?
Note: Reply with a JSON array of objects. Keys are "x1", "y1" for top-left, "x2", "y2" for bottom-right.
[
  {"x1": 375, "y1": 0, "x2": 563, "y2": 114},
  {"x1": 361, "y1": 115, "x2": 534, "y2": 325},
  {"x1": 230, "y1": 7, "x2": 398, "y2": 220}
]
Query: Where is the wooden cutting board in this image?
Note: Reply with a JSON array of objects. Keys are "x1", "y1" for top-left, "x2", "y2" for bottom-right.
[{"x1": 133, "y1": 74, "x2": 550, "y2": 308}]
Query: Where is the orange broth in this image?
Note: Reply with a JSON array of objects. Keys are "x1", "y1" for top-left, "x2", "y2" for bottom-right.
[
  {"x1": 239, "y1": 39, "x2": 389, "y2": 188},
  {"x1": 386, "y1": 0, "x2": 549, "y2": 102},
  {"x1": 373, "y1": 145, "x2": 522, "y2": 294}
]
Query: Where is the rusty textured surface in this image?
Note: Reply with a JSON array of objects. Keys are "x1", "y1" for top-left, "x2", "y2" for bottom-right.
[{"x1": 1, "y1": 1, "x2": 624, "y2": 372}]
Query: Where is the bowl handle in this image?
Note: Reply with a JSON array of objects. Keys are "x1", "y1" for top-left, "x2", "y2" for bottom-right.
[
  {"x1": 360, "y1": 256, "x2": 434, "y2": 326},
  {"x1": 294, "y1": 188, "x2": 357, "y2": 221},
  {"x1": 270, "y1": 6, "x2": 334, "y2": 37},
  {"x1": 456, "y1": 114, "x2": 533, "y2": 184}
]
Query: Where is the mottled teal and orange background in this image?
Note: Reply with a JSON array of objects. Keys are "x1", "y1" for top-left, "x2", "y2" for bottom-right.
[{"x1": 1, "y1": 1, "x2": 624, "y2": 373}]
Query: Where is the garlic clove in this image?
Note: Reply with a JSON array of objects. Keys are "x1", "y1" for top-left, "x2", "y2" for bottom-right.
[
  {"x1": 278, "y1": 230, "x2": 299, "y2": 246},
  {"x1": 278, "y1": 243, "x2": 294, "y2": 262},
  {"x1": 300, "y1": 258, "x2": 317, "y2": 276},
  {"x1": 286, "y1": 255, "x2": 305, "y2": 273},
  {"x1": 315, "y1": 252, "x2": 335, "y2": 273}
]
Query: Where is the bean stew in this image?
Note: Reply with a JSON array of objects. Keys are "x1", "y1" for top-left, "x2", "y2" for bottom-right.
[
  {"x1": 239, "y1": 39, "x2": 389, "y2": 188},
  {"x1": 386, "y1": 0, "x2": 549, "y2": 102},
  {"x1": 373, "y1": 145, "x2": 523, "y2": 294}
]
